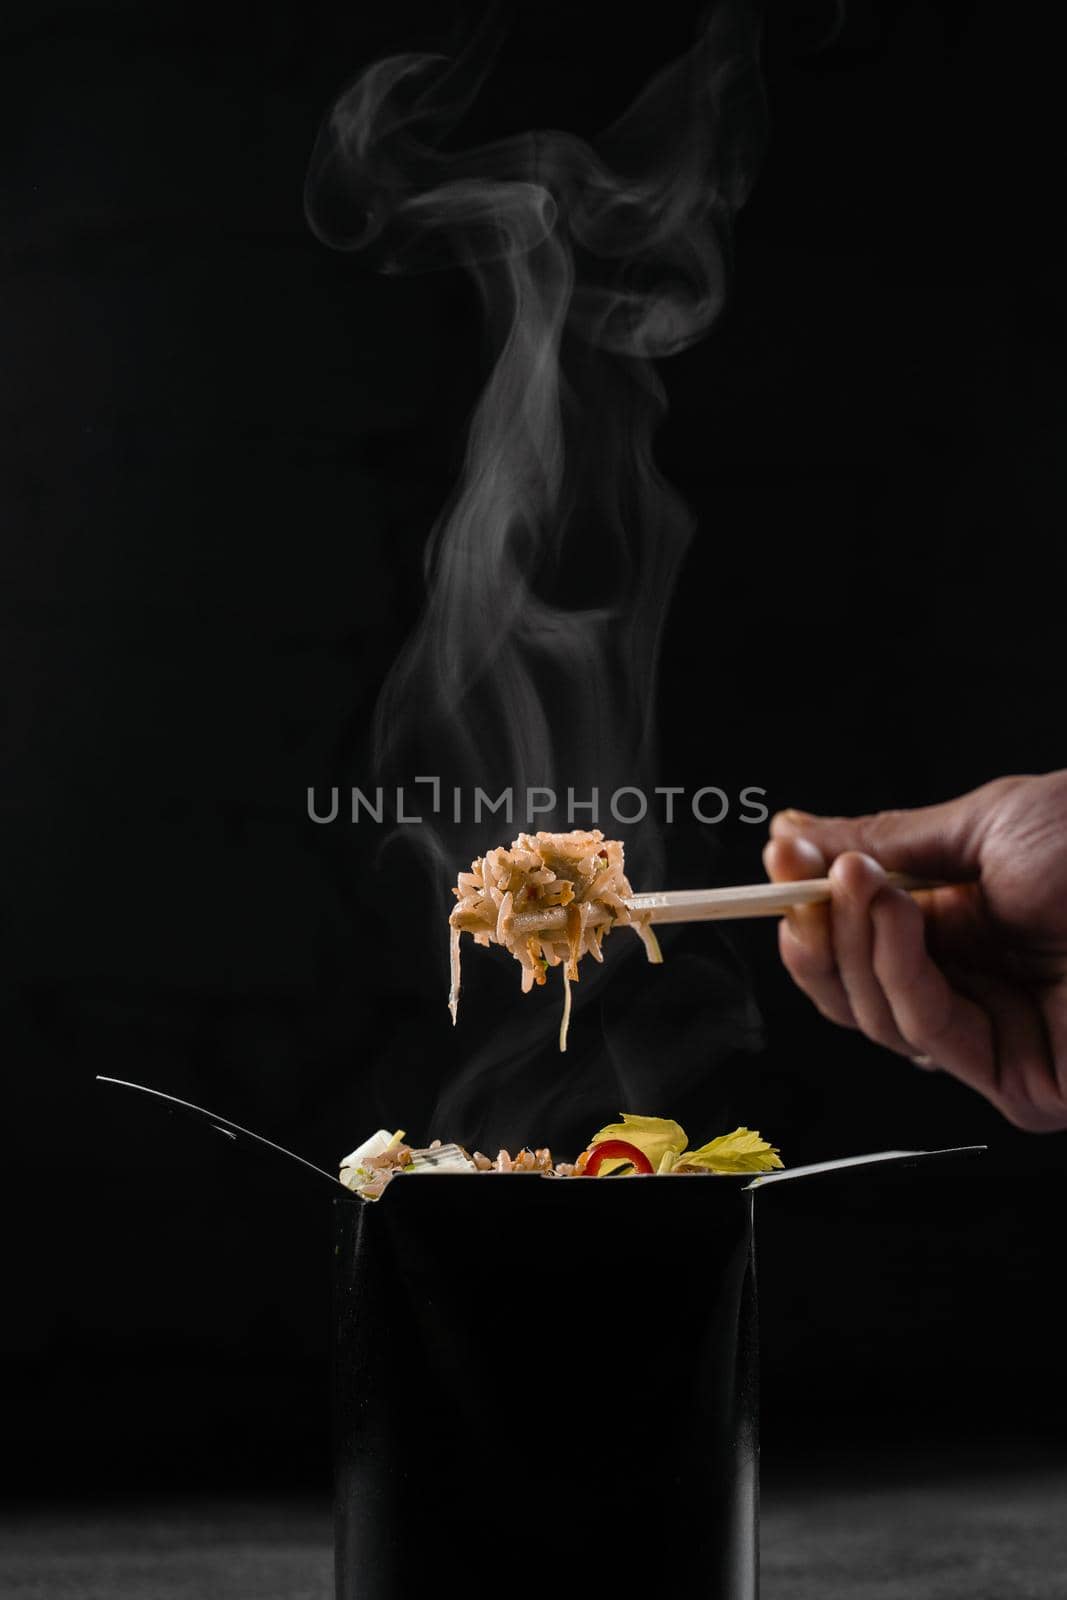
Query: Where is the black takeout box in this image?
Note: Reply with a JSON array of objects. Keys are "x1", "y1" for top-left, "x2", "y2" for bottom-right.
[{"x1": 333, "y1": 1148, "x2": 978, "y2": 1598}]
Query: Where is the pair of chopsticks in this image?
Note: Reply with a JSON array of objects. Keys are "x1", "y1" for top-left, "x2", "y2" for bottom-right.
[{"x1": 512, "y1": 873, "x2": 941, "y2": 932}]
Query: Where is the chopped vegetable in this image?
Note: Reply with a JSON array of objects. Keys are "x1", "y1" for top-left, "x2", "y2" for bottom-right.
[
  {"x1": 587, "y1": 1114, "x2": 782, "y2": 1176},
  {"x1": 583, "y1": 1139, "x2": 654, "y2": 1176},
  {"x1": 675, "y1": 1127, "x2": 784, "y2": 1174},
  {"x1": 589, "y1": 1113, "x2": 687, "y2": 1175}
]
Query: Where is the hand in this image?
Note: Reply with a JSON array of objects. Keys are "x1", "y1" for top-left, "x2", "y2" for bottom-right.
[{"x1": 763, "y1": 773, "x2": 1067, "y2": 1132}]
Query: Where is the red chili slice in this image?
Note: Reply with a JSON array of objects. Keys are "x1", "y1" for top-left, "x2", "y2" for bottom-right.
[{"x1": 583, "y1": 1139, "x2": 654, "y2": 1176}]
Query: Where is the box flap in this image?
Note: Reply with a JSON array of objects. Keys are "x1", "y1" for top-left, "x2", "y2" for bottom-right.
[{"x1": 744, "y1": 1145, "x2": 986, "y2": 1190}]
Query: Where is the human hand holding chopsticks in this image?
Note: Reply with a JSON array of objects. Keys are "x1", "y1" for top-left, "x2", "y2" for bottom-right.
[{"x1": 763, "y1": 772, "x2": 1067, "y2": 1133}]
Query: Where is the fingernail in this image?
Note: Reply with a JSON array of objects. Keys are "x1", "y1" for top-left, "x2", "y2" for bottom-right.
[
  {"x1": 771, "y1": 807, "x2": 817, "y2": 837},
  {"x1": 791, "y1": 835, "x2": 828, "y2": 872}
]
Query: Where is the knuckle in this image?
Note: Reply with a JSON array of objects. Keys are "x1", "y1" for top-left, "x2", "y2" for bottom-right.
[
  {"x1": 904, "y1": 1000, "x2": 957, "y2": 1061},
  {"x1": 860, "y1": 810, "x2": 904, "y2": 850},
  {"x1": 792, "y1": 969, "x2": 829, "y2": 1007},
  {"x1": 871, "y1": 923, "x2": 924, "y2": 992},
  {"x1": 781, "y1": 931, "x2": 831, "y2": 983},
  {"x1": 781, "y1": 948, "x2": 818, "y2": 996},
  {"x1": 851, "y1": 991, "x2": 910, "y2": 1051},
  {"x1": 978, "y1": 775, "x2": 1028, "y2": 805},
  {"x1": 1004, "y1": 1067, "x2": 1066, "y2": 1125},
  {"x1": 814, "y1": 997, "x2": 855, "y2": 1029},
  {"x1": 864, "y1": 1022, "x2": 906, "y2": 1053},
  {"x1": 996, "y1": 1096, "x2": 1046, "y2": 1134}
]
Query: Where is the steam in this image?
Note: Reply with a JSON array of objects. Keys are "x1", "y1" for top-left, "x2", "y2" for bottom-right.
[{"x1": 306, "y1": 5, "x2": 767, "y2": 1144}]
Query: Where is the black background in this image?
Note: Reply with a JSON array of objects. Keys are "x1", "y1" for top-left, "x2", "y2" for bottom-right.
[{"x1": 5, "y1": 0, "x2": 1066, "y2": 1497}]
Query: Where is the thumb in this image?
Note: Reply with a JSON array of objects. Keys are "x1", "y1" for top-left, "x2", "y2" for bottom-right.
[{"x1": 768, "y1": 784, "x2": 1011, "y2": 882}]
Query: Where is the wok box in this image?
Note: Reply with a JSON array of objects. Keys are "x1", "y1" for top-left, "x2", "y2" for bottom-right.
[{"x1": 334, "y1": 1148, "x2": 978, "y2": 1598}]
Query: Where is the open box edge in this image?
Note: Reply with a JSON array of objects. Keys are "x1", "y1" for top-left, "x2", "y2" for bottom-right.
[{"x1": 744, "y1": 1144, "x2": 987, "y2": 1190}]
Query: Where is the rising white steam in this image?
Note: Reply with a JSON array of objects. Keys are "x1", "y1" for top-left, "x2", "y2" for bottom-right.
[{"x1": 306, "y1": 5, "x2": 767, "y2": 1141}]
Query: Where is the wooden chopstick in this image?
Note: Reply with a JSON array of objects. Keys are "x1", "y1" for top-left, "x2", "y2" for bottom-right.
[
  {"x1": 624, "y1": 872, "x2": 942, "y2": 925},
  {"x1": 508, "y1": 872, "x2": 942, "y2": 935}
]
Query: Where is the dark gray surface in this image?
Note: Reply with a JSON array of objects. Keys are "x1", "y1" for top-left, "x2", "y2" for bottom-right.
[
  {"x1": 762, "y1": 1471, "x2": 1067, "y2": 1599},
  {"x1": 3, "y1": 1472, "x2": 1066, "y2": 1598}
]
